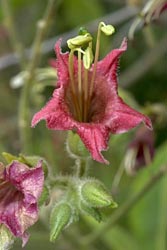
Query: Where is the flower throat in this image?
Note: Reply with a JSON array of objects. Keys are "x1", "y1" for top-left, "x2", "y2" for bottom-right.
[{"x1": 66, "y1": 23, "x2": 115, "y2": 123}]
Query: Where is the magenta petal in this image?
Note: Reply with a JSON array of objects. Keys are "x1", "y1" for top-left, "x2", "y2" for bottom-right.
[
  {"x1": 0, "y1": 160, "x2": 44, "y2": 244},
  {"x1": 77, "y1": 124, "x2": 110, "y2": 164},
  {"x1": 32, "y1": 87, "x2": 74, "y2": 130},
  {"x1": 105, "y1": 97, "x2": 152, "y2": 134},
  {"x1": 96, "y1": 38, "x2": 127, "y2": 77},
  {"x1": 54, "y1": 40, "x2": 69, "y2": 85}
]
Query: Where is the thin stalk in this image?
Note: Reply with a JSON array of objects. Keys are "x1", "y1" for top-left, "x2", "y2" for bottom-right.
[
  {"x1": 1, "y1": 0, "x2": 25, "y2": 68},
  {"x1": 87, "y1": 23, "x2": 102, "y2": 117},
  {"x1": 68, "y1": 51, "x2": 82, "y2": 121},
  {"x1": 81, "y1": 165, "x2": 167, "y2": 246},
  {"x1": 78, "y1": 50, "x2": 82, "y2": 118},
  {"x1": 18, "y1": 0, "x2": 57, "y2": 152},
  {"x1": 111, "y1": 161, "x2": 125, "y2": 194},
  {"x1": 83, "y1": 67, "x2": 89, "y2": 122},
  {"x1": 75, "y1": 158, "x2": 89, "y2": 177},
  {"x1": 89, "y1": 23, "x2": 101, "y2": 98}
]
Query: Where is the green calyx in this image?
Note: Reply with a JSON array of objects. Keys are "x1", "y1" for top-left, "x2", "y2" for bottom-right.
[
  {"x1": 50, "y1": 203, "x2": 72, "y2": 242},
  {"x1": 80, "y1": 201, "x2": 102, "y2": 222},
  {"x1": 67, "y1": 131, "x2": 89, "y2": 159},
  {"x1": 81, "y1": 180, "x2": 117, "y2": 208}
]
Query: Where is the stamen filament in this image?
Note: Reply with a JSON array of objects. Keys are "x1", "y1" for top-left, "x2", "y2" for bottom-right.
[
  {"x1": 68, "y1": 51, "x2": 82, "y2": 121},
  {"x1": 83, "y1": 67, "x2": 89, "y2": 122},
  {"x1": 89, "y1": 23, "x2": 102, "y2": 98},
  {"x1": 87, "y1": 23, "x2": 102, "y2": 115},
  {"x1": 78, "y1": 50, "x2": 82, "y2": 119}
]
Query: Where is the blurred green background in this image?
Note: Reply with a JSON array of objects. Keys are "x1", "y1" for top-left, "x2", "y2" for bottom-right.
[{"x1": 0, "y1": 0, "x2": 167, "y2": 249}]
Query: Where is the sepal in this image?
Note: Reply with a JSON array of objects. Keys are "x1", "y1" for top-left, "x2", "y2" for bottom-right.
[
  {"x1": 79, "y1": 202, "x2": 102, "y2": 222},
  {"x1": 50, "y1": 203, "x2": 73, "y2": 242},
  {"x1": 66, "y1": 131, "x2": 90, "y2": 159}
]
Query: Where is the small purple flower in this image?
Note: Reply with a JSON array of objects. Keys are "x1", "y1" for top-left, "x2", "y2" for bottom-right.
[
  {"x1": 0, "y1": 160, "x2": 44, "y2": 246},
  {"x1": 32, "y1": 38, "x2": 152, "y2": 164}
]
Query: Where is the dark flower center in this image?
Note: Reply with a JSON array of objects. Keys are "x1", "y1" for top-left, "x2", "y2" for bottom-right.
[{"x1": 65, "y1": 74, "x2": 108, "y2": 123}]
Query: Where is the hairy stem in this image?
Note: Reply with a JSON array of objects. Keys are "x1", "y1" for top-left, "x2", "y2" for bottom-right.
[{"x1": 75, "y1": 158, "x2": 89, "y2": 177}]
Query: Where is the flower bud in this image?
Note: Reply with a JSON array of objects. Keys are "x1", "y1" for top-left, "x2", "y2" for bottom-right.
[
  {"x1": 50, "y1": 203, "x2": 72, "y2": 242},
  {"x1": 67, "y1": 33, "x2": 92, "y2": 49},
  {"x1": 100, "y1": 22, "x2": 115, "y2": 36},
  {"x1": 0, "y1": 225, "x2": 15, "y2": 250},
  {"x1": 81, "y1": 180, "x2": 117, "y2": 208}
]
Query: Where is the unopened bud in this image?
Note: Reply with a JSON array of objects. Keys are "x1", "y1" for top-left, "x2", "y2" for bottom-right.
[
  {"x1": 50, "y1": 203, "x2": 72, "y2": 242},
  {"x1": 100, "y1": 22, "x2": 115, "y2": 36},
  {"x1": 81, "y1": 180, "x2": 117, "y2": 208},
  {"x1": 67, "y1": 33, "x2": 92, "y2": 49}
]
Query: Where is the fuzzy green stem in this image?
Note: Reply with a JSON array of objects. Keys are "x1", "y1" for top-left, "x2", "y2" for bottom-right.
[
  {"x1": 18, "y1": 0, "x2": 57, "y2": 152},
  {"x1": 81, "y1": 165, "x2": 167, "y2": 246},
  {"x1": 75, "y1": 158, "x2": 89, "y2": 177},
  {"x1": 49, "y1": 176, "x2": 71, "y2": 189},
  {"x1": 1, "y1": 0, "x2": 26, "y2": 68}
]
